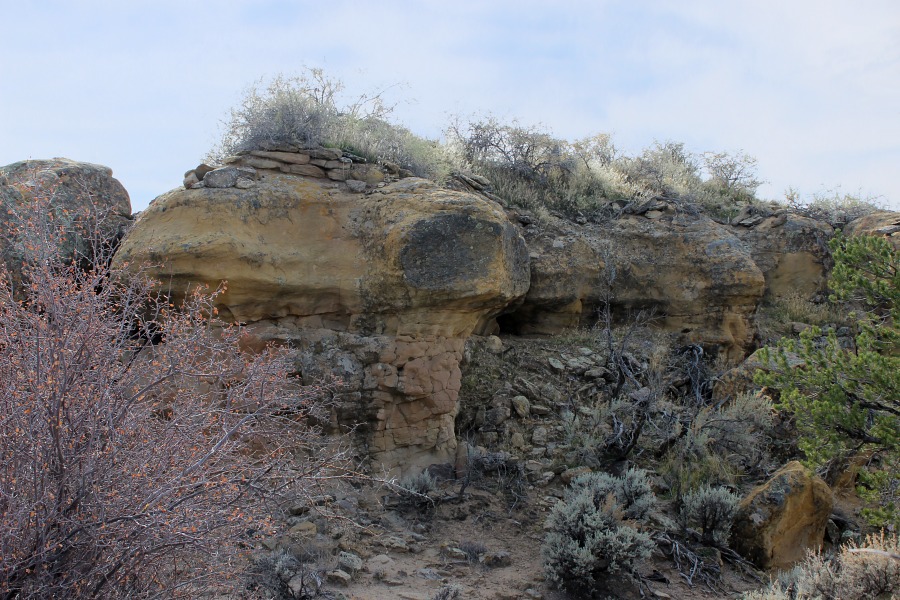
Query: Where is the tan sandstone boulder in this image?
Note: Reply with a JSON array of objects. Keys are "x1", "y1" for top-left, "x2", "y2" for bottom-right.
[
  {"x1": 113, "y1": 173, "x2": 529, "y2": 471},
  {"x1": 507, "y1": 208, "x2": 765, "y2": 361},
  {"x1": 730, "y1": 209, "x2": 833, "y2": 300},
  {"x1": 732, "y1": 461, "x2": 834, "y2": 570},
  {"x1": 844, "y1": 210, "x2": 900, "y2": 251}
]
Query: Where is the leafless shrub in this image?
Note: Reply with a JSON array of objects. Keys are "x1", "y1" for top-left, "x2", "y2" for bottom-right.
[
  {"x1": 0, "y1": 172, "x2": 347, "y2": 599},
  {"x1": 249, "y1": 549, "x2": 327, "y2": 600},
  {"x1": 784, "y1": 188, "x2": 884, "y2": 227},
  {"x1": 702, "y1": 150, "x2": 764, "y2": 196}
]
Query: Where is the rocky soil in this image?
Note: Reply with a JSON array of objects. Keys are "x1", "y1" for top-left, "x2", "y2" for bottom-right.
[{"x1": 238, "y1": 330, "x2": 865, "y2": 600}]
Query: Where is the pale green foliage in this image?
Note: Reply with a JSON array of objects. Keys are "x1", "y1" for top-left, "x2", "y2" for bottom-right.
[
  {"x1": 447, "y1": 115, "x2": 761, "y2": 219},
  {"x1": 678, "y1": 485, "x2": 740, "y2": 546},
  {"x1": 431, "y1": 585, "x2": 462, "y2": 600},
  {"x1": 742, "y1": 532, "x2": 900, "y2": 600},
  {"x1": 621, "y1": 141, "x2": 703, "y2": 200},
  {"x1": 702, "y1": 150, "x2": 763, "y2": 196},
  {"x1": 210, "y1": 69, "x2": 452, "y2": 180},
  {"x1": 395, "y1": 471, "x2": 437, "y2": 513},
  {"x1": 757, "y1": 234, "x2": 899, "y2": 529},
  {"x1": 562, "y1": 397, "x2": 645, "y2": 468},
  {"x1": 756, "y1": 293, "x2": 845, "y2": 340},
  {"x1": 542, "y1": 469, "x2": 656, "y2": 596}
]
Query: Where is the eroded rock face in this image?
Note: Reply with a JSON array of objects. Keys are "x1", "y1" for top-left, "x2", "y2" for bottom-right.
[
  {"x1": 114, "y1": 174, "x2": 529, "y2": 471},
  {"x1": 730, "y1": 210, "x2": 833, "y2": 300},
  {"x1": 506, "y1": 209, "x2": 765, "y2": 361},
  {"x1": 732, "y1": 461, "x2": 833, "y2": 570},
  {"x1": 844, "y1": 210, "x2": 900, "y2": 251},
  {"x1": 0, "y1": 158, "x2": 133, "y2": 282}
]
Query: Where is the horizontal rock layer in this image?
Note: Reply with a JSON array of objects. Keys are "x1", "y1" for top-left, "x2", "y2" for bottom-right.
[{"x1": 507, "y1": 209, "x2": 766, "y2": 361}]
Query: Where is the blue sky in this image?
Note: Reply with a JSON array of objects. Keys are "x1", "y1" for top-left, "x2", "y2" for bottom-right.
[{"x1": 2, "y1": 1, "x2": 899, "y2": 211}]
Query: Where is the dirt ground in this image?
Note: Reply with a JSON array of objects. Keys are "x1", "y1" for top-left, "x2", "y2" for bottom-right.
[{"x1": 247, "y1": 475, "x2": 765, "y2": 600}]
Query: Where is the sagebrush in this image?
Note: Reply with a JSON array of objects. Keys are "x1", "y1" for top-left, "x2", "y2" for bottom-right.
[{"x1": 542, "y1": 469, "x2": 656, "y2": 596}]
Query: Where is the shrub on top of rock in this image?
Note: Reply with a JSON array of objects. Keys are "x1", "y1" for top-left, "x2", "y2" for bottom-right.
[{"x1": 209, "y1": 69, "x2": 452, "y2": 181}]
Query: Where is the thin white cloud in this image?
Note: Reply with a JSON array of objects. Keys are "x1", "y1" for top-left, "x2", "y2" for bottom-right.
[{"x1": 1, "y1": 0, "x2": 898, "y2": 210}]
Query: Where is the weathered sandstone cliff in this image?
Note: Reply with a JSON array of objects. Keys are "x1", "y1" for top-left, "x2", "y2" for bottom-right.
[
  {"x1": 504, "y1": 205, "x2": 766, "y2": 361},
  {"x1": 729, "y1": 205, "x2": 833, "y2": 300},
  {"x1": 114, "y1": 170, "x2": 529, "y2": 471}
]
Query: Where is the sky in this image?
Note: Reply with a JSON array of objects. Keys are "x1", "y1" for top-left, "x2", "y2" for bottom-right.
[{"x1": 2, "y1": 1, "x2": 899, "y2": 212}]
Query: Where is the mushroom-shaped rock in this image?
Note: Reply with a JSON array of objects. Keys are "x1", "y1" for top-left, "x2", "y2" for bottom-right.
[
  {"x1": 115, "y1": 176, "x2": 528, "y2": 337},
  {"x1": 113, "y1": 174, "x2": 529, "y2": 471}
]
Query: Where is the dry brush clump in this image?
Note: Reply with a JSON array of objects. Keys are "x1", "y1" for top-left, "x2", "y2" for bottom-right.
[
  {"x1": 209, "y1": 69, "x2": 453, "y2": 181},
  {"x1": 0, "y1": 172, "x2": 346, "y2": 599},
  {"x1": 446, "y1": 115, "x2": 764, "y2": 220},
  {"x1": 785, "y1": 187, "x2": 884, "y2": 227},
  {"x1": 742, "y1": 532, "x2": 899, "y2": 600}
]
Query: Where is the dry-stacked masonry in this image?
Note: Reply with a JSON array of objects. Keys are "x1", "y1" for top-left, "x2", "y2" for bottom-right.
[{"x1": 183, "y1": 144, "x2": 416, "y2": 193}]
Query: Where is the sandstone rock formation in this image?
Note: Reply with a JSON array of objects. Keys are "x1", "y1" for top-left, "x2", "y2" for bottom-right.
[
  {"x1": 504, "y1": 207, "x2": 766, "y2": 361},
  {"x1": 730, "y1": 207, "x2": 833, "y2": 300},
  {"x1": 0, "y1": 158, "x2": 133, "y2": 284},
  {"x1": 732, "y1": 461, "x2": 833, "y2": 570},
  {"x1": 113, "y1": 171, "x2": 529, "y2": 471},
  {"x1": 844, "y1": 210, "x2": 900, "y2": 251},
  {"x1": 712, "y1": 347, "x2": 804, "y2": 401}
]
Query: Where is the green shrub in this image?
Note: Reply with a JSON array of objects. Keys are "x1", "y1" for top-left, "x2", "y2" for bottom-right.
[
  {"x1": 742, "y1": 532, "x2": 899, "y2": 600},
  {"x1": 757, "y1": 234, "x2": 899, "y2": 529},
  {"x1": 542, "y1": 469, "x2": 656, "y2": 596},
  {"x1": 678, "y1": 485, "x2": 740, "y2": 546},
  {"x1": 431, "y1": 585, "x2": 462, "y2": 600}
]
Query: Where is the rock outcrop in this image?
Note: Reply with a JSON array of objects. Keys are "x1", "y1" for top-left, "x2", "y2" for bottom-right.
[
  {"x1": 844, "y1": 210, "x2": 900, "y2": 250},
  {"x1": 505, "y1": 207, "x2": 766, "y2": 361},
  {"x1": 0, "y1": 158, "x2": 133, "y2": 283},
  {"x1": 113, "y1": 171, "x2": 529, "y2": 471},
  {"x1": 730, "y1": 206, "x2": 833, "y2": 300},
  {"x1": 732, "y1": 461, "x2": 833, "y2": 570}
]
